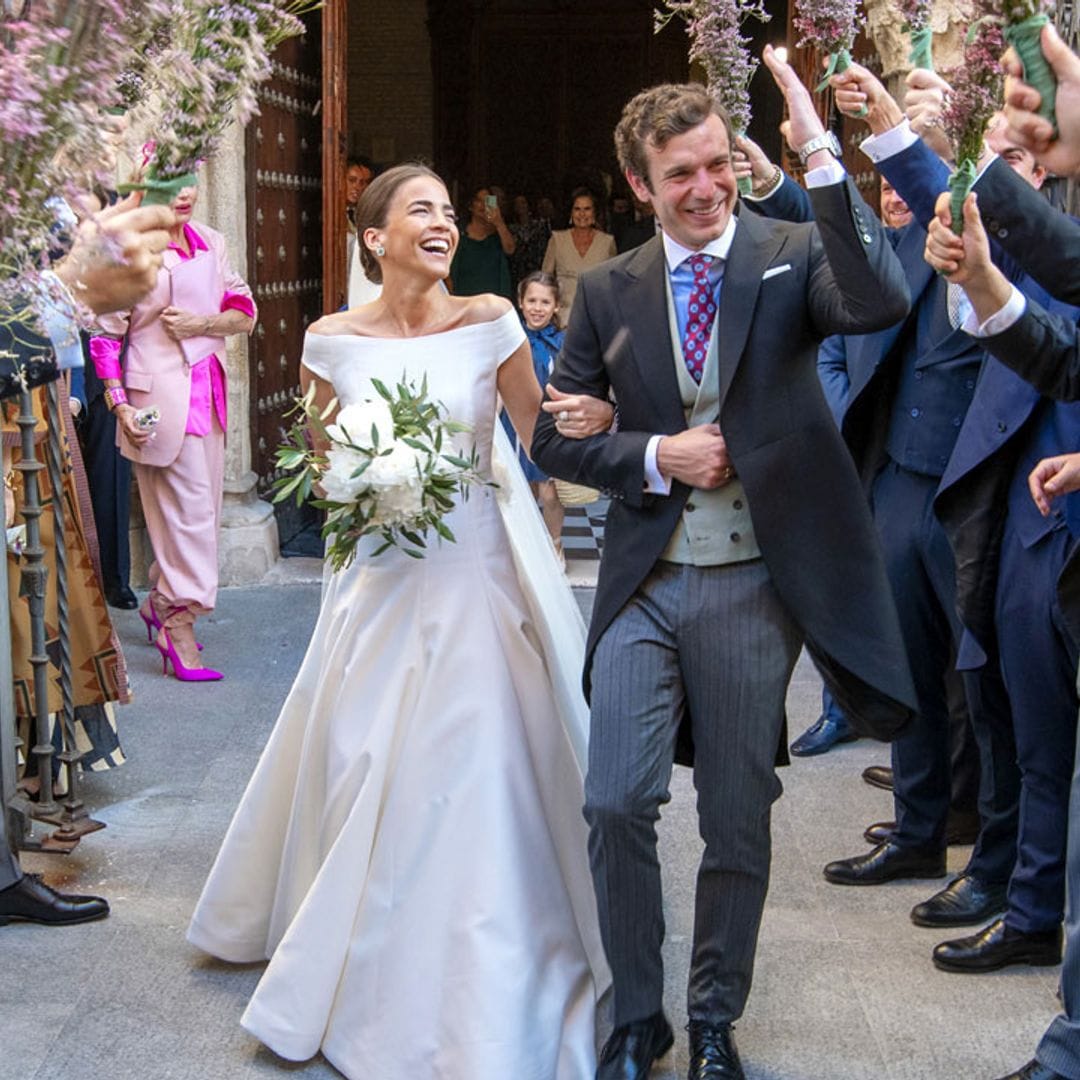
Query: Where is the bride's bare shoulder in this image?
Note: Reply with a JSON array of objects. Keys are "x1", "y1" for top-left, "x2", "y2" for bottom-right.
[{"x1": 459, "y1": 293, "x2": 513, "y2": 327}]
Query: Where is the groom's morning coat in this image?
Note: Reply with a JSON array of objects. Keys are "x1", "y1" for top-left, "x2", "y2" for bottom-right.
[{"x1": 533, "y1": 178, "x2": 918, "y2": 743}]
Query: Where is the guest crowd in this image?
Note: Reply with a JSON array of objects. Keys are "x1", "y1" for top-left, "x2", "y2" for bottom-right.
[{"x1": 2, "y1": 20, "x2": 1080, "y2": 1080}]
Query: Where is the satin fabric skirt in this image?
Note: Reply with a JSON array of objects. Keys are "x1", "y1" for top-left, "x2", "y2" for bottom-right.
[{"x1": 187, "y1": 486, "x2": 605, "y2": 1079}]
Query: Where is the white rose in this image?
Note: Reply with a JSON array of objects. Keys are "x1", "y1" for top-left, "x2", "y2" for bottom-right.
[
  {"x1": 321, "y1": 445, "x2": 372, "y2": 503},
  {"x1": 365, "y1": 442, "x2": 426, "y2": 491},
  {"x1": 326, "y1": 399, "x2": 394, "y2": 450}
]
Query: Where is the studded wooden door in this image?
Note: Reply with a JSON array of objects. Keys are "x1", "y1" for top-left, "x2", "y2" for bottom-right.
[{"x1": 247, "y1": 9, "x2": 325, "y2": 547}]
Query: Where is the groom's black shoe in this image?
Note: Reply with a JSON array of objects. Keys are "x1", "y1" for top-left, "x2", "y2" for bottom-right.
[
  {"x1": 688, "y1": 1021, "x2": 744, "y2": 1079},
  {"x1": 597, "y1": 1011, "x2": 673, "y2": 1079}
]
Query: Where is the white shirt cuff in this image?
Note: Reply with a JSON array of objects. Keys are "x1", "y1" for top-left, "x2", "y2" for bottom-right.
[
  {"x1": 804, "y1": 159, "x2": 847, "y2": 188},
  {"x1": 859, "y1": 120, "x2": 919, "y2": 163},
  {"x1": 644, "y1": 434, "x2": 671, "y2": 494},
  {"x1": 961, "y1": 284, "x2": 1027, "y2": 338}
]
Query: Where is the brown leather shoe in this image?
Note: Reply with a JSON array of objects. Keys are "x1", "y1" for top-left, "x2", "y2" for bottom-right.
[
  {"x1": 0, "y1": 874, "x2": 109, "y2": 926},
  {"x1": 862, "y1": 765, "x2": 893, "y2": 790},
  {"x1": 933, "y1": 917, "x2": 1062, "y2": 973},
  {"x1": 863, "y1": 813, "x2": 980, "y2": 847}
]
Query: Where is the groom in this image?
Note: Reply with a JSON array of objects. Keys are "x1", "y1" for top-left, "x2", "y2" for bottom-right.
[{"x1": 533, "y1": 49, "x2": 917, "y2": 1080}]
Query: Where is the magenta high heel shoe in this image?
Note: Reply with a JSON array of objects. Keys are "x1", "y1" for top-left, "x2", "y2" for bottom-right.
[
  {"x1": 155, "y1": 629, "x2": 222, "y2": 683},
  {"x1": 140, "y1": 605, "x2": 202, "y2": 650}
]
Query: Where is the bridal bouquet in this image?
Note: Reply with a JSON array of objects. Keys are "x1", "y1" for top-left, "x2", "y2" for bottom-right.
[
  {"x1": 940, "y1": 14, "x2": 1005, "y2": 234},
  {"x1": 273, "y1": 377, "x2": 490, "y2": 567},
  {"x1": 128, "y1": 0, "x2": 320, "y2": 204},
  {"x1": 655, "y1": 0, "x2": 771, "y2": 195}
]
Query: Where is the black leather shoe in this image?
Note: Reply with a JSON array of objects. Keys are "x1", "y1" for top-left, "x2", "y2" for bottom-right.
[
  {"x1": 597, "y1": 1011, "x2": 674, "y2": 1080},
  {"x1": 911, "y1": 874, "x2": 1008, "y2": 927},
  {"x1": 993, "y1": 1059, "x2": 1067, "y2": 1079},
  {"x1": 862, "y1": 765, "x2": 893, "y2": 790},
  {"x1": 864, "y1": 814, "x2": 980, "y2": 847},
  {"x1": 688, "y1": 1021, "x2": 744, "y2": 1079},
  {"x1": 0, "y1": 874, "x2": 109, "y2": 926},
  {"x1": 104, "y1": 583, "x2": 138, "y2": 610},
  {"x1": 790, "y1": 712, "x2": 858, "y2": 756},
  {"x1": 824, "y1": 841, "x2": 946, "y2": 885},
  {"x1": 933, "y1": 917, "x2": 1063, "y2": 973}
]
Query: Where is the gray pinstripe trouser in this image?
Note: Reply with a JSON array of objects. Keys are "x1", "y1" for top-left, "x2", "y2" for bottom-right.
[
  {"x1": 0, "y1": 806, "x2": 21, "y2": 892},
  {"x1": 586, "y1": 557, "x2": 801, "y2": 1027}
]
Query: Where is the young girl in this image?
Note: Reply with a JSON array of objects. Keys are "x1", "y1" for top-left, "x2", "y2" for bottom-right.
[{"x1": 501, "y1": 270, "x2": 566, "y2": 556}]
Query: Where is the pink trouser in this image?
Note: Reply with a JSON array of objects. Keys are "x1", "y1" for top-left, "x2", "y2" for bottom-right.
[{"x1": 135, "y1": 417, "x2": 225, "y2": 629}]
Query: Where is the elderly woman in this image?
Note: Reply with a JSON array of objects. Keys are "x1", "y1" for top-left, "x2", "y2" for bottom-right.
[
  {"x1": 541, "y1": 187, "x2": 617, "y2": 325},
  {"x1": 90, "y1": 180, "x2": 255, "y2": 682}
]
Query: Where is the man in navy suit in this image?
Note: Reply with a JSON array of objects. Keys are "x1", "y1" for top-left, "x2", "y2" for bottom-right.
[{"x1": 837, "y1": 63, "x2": 1080, "y2": 974}]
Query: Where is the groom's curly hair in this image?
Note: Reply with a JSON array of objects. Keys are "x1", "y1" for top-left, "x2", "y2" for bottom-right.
[{"x1": 614, "y1": 84, "x2": 733, "y2": 193}]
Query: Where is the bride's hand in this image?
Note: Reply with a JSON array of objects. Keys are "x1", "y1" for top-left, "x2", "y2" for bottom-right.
[{"x1": 542, "y1": 385, "x2": 615, "y2": 439}]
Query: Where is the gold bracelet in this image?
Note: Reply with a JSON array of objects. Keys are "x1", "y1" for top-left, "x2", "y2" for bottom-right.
[{"x1": 752, "y1": 165, "x2": 784, "y2": 199}]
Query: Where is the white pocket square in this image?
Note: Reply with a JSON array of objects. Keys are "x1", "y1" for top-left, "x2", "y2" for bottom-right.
[{"x1": 762, "y1": 264, "x2": 792, "y2": 280}]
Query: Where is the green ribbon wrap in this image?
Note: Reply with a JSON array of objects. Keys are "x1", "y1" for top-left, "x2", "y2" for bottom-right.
[
  {"x1": 1004, "y1": 14, "x2": 1058, "y2": 137},
  {"x1": 117, "y1": 172, "x2": 199, "y2": 207},
  {"x1": 816, "y1": 48, "x2": 867, "y2": 116},
  {"x1": 947, "y1": 158, "x2": 977, "y2": 237},
  {"x1": 907, "y1": 25, "x2": 934, "y2": 71}
]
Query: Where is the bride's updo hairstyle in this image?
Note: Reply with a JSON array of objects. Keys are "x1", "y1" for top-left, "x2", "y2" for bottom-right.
[{"x1": 357, "y1": 163, "x2": 446, "y2": 285}]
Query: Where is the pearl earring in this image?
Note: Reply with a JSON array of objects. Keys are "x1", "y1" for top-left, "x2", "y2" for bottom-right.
[{"x1": 374, "y1": 244, "x2": 385, "y2": 257}]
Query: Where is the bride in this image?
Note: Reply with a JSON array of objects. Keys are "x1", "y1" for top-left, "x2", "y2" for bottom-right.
[{"x1": 186, "y1": 163, "x2": 613, "y2": 1078}]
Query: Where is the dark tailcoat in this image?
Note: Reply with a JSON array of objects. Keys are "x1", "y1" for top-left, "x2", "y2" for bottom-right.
[{"x1": 533, "y1": 179, "x2": 917, "y2": 740}]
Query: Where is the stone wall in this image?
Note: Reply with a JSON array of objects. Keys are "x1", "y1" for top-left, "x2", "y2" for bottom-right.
[{"x1": 866, "y1": 0, "x2": 974, "y2": 92}]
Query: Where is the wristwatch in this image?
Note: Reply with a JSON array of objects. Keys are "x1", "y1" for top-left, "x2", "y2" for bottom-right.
[{"x1": 797, "y1": 131, "x2": 842, "y2": 165}]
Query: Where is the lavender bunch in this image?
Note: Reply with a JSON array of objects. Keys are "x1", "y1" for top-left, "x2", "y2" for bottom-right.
[
  {"x1": 793, "y1": 0, "x2": 862, "y2": 87},
  {"x1": 940, "y1": 16, "x2": 1005, "y2": 233},
  {"x1": 899, "y1": 0, "x2": 935, "y2": 70},
  {"x1": 136, "y1": 0, "x2": 320, "y2": 204},
  {"x1": 656, "y1": 0, "x2": 770, "y2": 138},
  {"x1": 0, "y1": 1, "x2": 167, "y2": 324},
  {"x1": 999, "y1": 0, "x2": 1057, "y2": 134}
]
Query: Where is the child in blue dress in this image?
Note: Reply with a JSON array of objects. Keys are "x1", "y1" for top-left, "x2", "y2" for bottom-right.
[{"x1": 501, "y1": 271, "x2": 565, "y2": 555}]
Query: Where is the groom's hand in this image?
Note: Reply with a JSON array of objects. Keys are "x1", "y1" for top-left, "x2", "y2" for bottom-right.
[{"x1": 657, "y1": 424, "x2": 735, "y2": 489}]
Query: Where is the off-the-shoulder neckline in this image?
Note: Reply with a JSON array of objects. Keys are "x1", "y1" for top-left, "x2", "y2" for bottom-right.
[{"x1": 307, "y1": 307, "x2": 518, "y2": 343}]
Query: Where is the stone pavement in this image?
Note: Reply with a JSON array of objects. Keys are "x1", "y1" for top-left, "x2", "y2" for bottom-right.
[{"x1": 1, "y1": 577, "x2": 1061, "y2": 1080}]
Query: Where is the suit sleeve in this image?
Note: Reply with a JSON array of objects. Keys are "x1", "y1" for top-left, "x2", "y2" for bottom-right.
[
  {"x1": 531, "y1": 274, "x2": 652, "y2": 507},
  {"x1": 816, "y1": 334, "x2": 849, "y2": 426},
  {"x1": 973, "y1": 158, "x2": 1080, "y2": 306},
  {"x1": 743, "y1": 175, "x2": 815, "y2": 224},
  {"x1": 805, "y1": 179, "x2": 911, "y2": 336},
  {"x1": 981, "y1": 298, "x2": 1080, "y2": 401},
  {"x1": 875, "y1": 137, "x2": 951, "y2": 230}
]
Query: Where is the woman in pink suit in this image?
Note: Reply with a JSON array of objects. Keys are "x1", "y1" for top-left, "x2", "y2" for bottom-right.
[{"x1": 90, "y1": 183, "x2": 256, "y2": 681}]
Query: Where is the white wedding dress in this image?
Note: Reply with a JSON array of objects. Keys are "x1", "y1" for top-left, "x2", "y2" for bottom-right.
[{"x1": 187, "y1": 309, "x2": 608, "y2": 1080}]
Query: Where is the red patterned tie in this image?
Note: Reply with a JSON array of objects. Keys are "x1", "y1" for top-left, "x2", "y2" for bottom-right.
[{"x1": 681, "y1": 254, "x2": 716, "y2": 384}]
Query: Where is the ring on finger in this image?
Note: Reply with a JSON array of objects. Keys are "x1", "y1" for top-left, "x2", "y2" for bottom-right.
[{"x1": 558, "y1": 410, "x2": 570, "y2": 423}]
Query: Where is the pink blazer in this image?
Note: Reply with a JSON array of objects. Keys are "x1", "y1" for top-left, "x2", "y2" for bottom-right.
[{"x1": 96, "y1": 222, "x2": 256, "y2": 468}]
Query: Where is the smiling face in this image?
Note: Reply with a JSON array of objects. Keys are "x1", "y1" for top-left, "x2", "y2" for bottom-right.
[
  {"x1": 520, "y1": 281, "x2": 558, "y2": 330},
  {"x1": 625, "y1": 113, "x2": 737, "y2": 251},
  {"x1": 571, "y1": 195, "x2": 595, "y2": 229},
  {"x1": 986, "y1": 114, "x2": 1046, "y2": 190},
  {"x1": 879, "y1": 177, "x2": 912, "y2": 229},
  {"x1": 366, "y1": 175, "x2": 458, "y2": 281}
]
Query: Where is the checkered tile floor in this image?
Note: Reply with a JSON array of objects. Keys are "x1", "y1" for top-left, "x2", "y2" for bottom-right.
[{"x1": 561, "y1": 499, "x2": 607, "y2": 586}]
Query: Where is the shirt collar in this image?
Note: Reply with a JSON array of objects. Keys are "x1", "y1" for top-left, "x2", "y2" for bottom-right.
[
  {"x1": 662, "y1": 214, "x2": 737, "y2": 272},
  {"x1": 167, "y1": 222, "x2": 209, "y2": 259}
]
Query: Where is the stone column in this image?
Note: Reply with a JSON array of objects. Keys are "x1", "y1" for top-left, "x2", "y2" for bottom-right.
[
  {"x1": 200, "y1": 122, "x2": 281, "y2": 585},
  {"x1": 866, "y1": 0, "x2": 974, "y2": 96}
]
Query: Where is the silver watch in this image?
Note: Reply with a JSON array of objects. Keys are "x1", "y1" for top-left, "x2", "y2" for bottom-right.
[{"x1": 797, "y1": 131, "x2": 842, "y2": 165}]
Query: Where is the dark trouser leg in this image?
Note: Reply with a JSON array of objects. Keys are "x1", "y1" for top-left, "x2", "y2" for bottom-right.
[
  {"x1": 1036, "y1": 661, "x2": 1080, "y2": 1078},
  {"x1": 997, "y1": 526, "x2": 1079, "y2": 934},
  {"x1": 586, "y1": 564, "x2": 685, "y2": 1027},
  {"x1": 947, "y1": 665, "x2": 981, "y2": 818},
  {"x1": 679, "y1": 560, "x2": 801, "y2": 1023},
  {"x1": 873, "y1": 464, "x2": 954, "y2": 850},
  {"x1": 80, "y1": 394, "x2": 131, "y2": 591},
  {"x1": 0, "y1": 801, "x2": 22, "y2": 892}
]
